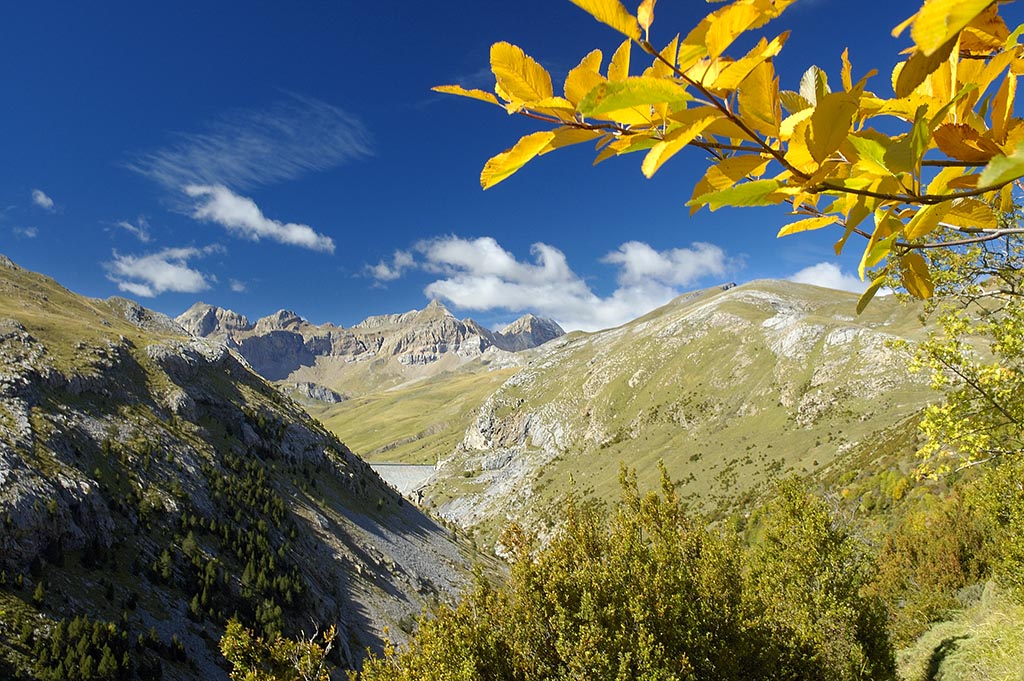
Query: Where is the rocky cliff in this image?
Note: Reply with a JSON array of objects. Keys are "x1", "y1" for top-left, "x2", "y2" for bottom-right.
[
  {"x1": 0, "y1": 255, "x2": 473, "y2": 678},
  {"x1": 176, "y1": 299, "x2": 564, "y2": 395}
]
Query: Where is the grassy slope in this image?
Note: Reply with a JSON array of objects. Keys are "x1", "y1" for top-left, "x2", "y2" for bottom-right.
[
  {"x1": 310, "y1": 368, "x2": 517, "y2": 464},
  {"x1": 898, "y1": 583, "x2": 1024, "y2": 681},
  {"x1": 422, "y1": 281, "x2": 938, "y2": 545}
]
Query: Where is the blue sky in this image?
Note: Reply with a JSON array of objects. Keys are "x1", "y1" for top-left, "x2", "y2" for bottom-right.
[{"x1": 3, "y1": 1, "x2": 1017, "y2": 331}]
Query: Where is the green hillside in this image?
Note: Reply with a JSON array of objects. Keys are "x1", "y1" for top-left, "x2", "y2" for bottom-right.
[
  {"x1": 411, "y1": 281, "x2": 936, "y2": 546},
  {"x1": 310, "y1": 367, "x2": 517, "y2": 465}
]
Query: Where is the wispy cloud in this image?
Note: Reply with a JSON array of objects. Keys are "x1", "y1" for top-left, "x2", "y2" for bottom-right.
[
  {"x1": 115, "y1": 216, "x2": 153, "y2": 243},
  {"x1": 13, "y1": 226, "x2": 38, "y2": 239},
  {"x1": 128, "y1": 94, "x2": 371, "y2": 190},
  {"x1": 31, "y1": 189, "x2": 54, "y2": 211},
  {"x1": 185, "y1": 184, "x2": 335, "y2": 253},
  {"x1": 788, "y1": 262, "x2": 867, "y2": 293},
  {"x1": 368, "y1": 235, "x2": 738, "y2": 332},
  {"x1": 105, "y1": 245, "x2": 221, "y2": 298},
  {"x1": 229, "y1": 279, "x2": 247, "y2": 293}
]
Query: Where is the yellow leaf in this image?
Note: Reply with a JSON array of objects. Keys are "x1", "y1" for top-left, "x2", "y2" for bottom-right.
[
  {"x1": 704, "y1": 2, "x2": 764, "y2": 58},
  {"x1": 649, "y1": 35, "x2": 680, "y2": 79},
  {"x1": 785, "y1": 119, "x2": 818, "y2": 173},
  {"x1": 991, "y1": 67, "x2": 1016, "y2": 144},
  {"x1": 712, "y1": 32, "x2": 789, "y2": 91},
  {"x1": 899, "y1": 252, "x2": 934, "y2": 298},
  {"x1": 841, "y1": 48, "x2": 853, "y2": 92},
  {"x1": 894, "y1": 35, "x2": 958, "y2": 98},
  {"x1": 641, "y1": 107, "x2": 722, "y2": 177},
  {"x1": 593, "y1": 134, "x2": 657, "y2": 165},
  {"x1": 565, "y1": 50, "x2": 605, "y2": 105},
  {"x1": 738, "y1": 59, "x2": 780, "y2": 136},
  {"x1": 481, "y1": 131, "x2": 555, "y2": 189},
  {"x1": 491, "y1": 42, "x2": 553, "y2": 104},
  {"x1": 637, "y1": 0, "x2": 656, "y2": 36},
  {"x1": 943, "y1": 198, "x2": 999, "y2": 230},
  {"x1": 926, "y1": 165, "x2": 967, "y2": 194},
  {"x1": 542, "y1": 126, "x2": 604, "y2": 155},
  {"x1": 567, "y1": 0, "x2": 641, "y2": 40},
  {"x1": 904, "y1": 203, "x2": 951, "y2": 240},
  {"x1": 608, "y1": 39, "x2": 632, "y2": 81},
  {"x1": 531, "y1": 97, "x2": 580, "y2": 121},
  {"x1": 431, "y1": 85, "x2": 500, "y2": 106},
  {"x1": 779, "y1": 107, "x2": 814, "y2": 141},
  {"x1": 933, "y1": 123, "x2": 1001, "y2": 162},
  {"x1": 857, "y1": 274, "x2": 888, "y2": 314},
  {"x1": 859, "y1": 210, "x2": 900, "y2": 279},
  {"x1": 808, "y1": 92, "x2": 859, "y2": 163},
  {"x1": 777, "y1": 215, "x2": 839, "y2": 237},
  {"x1": 906, "y1": 0, "x2": 996, "y2": 57}
]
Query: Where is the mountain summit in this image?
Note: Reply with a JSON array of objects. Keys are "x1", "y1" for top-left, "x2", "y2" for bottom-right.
[{"x1": 176, "y1": 300, "x2": 564, "y2": 393}]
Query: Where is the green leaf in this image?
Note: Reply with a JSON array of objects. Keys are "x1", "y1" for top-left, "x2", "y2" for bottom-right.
[
  {"x1": 688, "y1": 179, "x2": 782, "y2": 211},
  {"x1": 979, "y1": 142, "x2": 1024, "y2": 188},
  {"x1": 578, "y1": 76, "x2": 691, "y2": 116}
]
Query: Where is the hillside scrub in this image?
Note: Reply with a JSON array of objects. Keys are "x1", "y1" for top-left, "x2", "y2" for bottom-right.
[{"x1": 352, "y1": 470, "x2": 895, "y2": 681}]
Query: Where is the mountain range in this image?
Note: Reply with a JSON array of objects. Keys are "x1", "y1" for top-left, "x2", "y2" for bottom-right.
[{"x1": 176, "y1": 300, "x2": 564, "y2": 398}]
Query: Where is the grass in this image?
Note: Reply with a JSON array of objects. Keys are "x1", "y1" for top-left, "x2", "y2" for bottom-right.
[
  {"x1": 312, "y1": 368, "x2": 516, "y2": 464},
  {"x1": 898, "y1": 582, "x2": 1024, "y2": 681}
]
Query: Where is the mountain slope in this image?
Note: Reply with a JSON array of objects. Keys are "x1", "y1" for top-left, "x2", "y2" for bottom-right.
[
  {"x1": 0, "y1": 255, "x2": 474, "y2": 678},
  {"x1": 418, "y1": 281, "x2": 935, "y2": 545}
]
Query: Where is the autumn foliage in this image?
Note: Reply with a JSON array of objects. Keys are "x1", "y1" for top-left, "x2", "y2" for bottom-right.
[{"x1": 435, "y1": 0, "x2": 1024, "y2": 310}]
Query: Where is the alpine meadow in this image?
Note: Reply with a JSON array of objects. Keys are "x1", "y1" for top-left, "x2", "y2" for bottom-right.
[{"x1": 3, "y1": 0, "x2": 1024, "y2": 680}]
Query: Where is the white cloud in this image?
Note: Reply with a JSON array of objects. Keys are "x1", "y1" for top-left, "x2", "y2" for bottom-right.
[
  {"x1": 185, "y1": 184, "x2": 335, "y2": 253},
  {"x1": 13, "y1": 226, "x2": 38, "y2": 238},
  {"x1": 129, "y1": 94, "x2": 371, "y2": 190},
  {"x1": 602, "y1": 241, "x2": 731, "y2": 286},
  {"x1": 31, "y1": 189, "x2": 54, "y2": 211},
  {"x1": 115, "y1": 217, "x2": 152, "y2": 243},
  {"x1": 105, "y1": 245, "x2": 220, "y2": 298},
  {"x1": 400, "y1": 236, "x2": 737, "y2": 332},
  {"x1": 368, "y1": 250, "x2": 415, "y2": 282},
  {"x1": 230, "y1": 279, "x2": 248, "y2": 293},
  {"x1": 788, "y1": 262, "x2": 867, "y2": 293}
]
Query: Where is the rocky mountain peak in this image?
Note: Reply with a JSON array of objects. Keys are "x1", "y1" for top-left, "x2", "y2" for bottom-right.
[
  {"x1": 176, "y1": 302, "x2": 251, "y2": 338},
  {"x1": 253, "y1": 309, "x2": 306, "y2": 334},
  {"x1": 494, "y1": 314, "x2": 565, "y2": 351}
]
